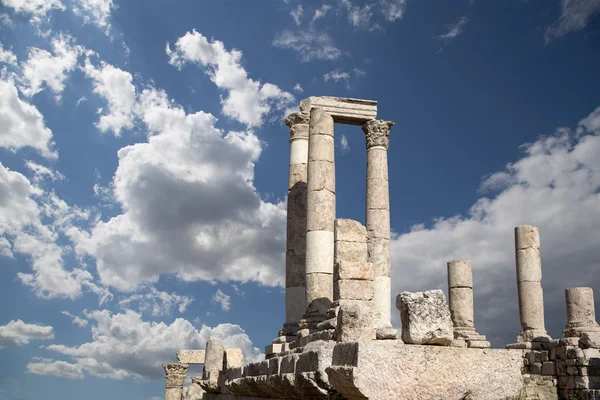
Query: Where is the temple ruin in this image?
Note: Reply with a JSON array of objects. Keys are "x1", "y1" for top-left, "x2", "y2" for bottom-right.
[{"x1": 161, "y1": 96, "x2": 600, "y2": 400}]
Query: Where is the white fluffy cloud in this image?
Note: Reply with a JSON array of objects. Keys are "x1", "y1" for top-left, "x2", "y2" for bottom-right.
[
  {"x1": 42, "y1": 309, "x2": 262, "y2": 380},
  {"x1": 212, "y1": 289, "x2": 231, "y2": 312},
  {"x1": 27, "y1": 359, "x2": 85, "y2": 380},
  {"x1": 0, "y1": 42, "x2": 17, "y2": 65},
  {"x1": 389, "y1": 105, "x2": 600, "y2": 345},
  {"x1": 0, "y1": 319, "x2": 54, "y2": 348},
  {"x1": 273, "y1": 30, "x2": 342, "y2": 62},
  {"x1": 72, "y1": 0, "x2": 115, "y2": 33},
  {"x1": 0, "y1": 77, "x2": 57, "y2": 158},
  {"x1": 166, "y1": 30, "x2": 294, "y2": 127},
  {"x1": 0, "y1": 0, "x2": 65, "y2": 26},
  {"x1": 0, "y1": 162, "x2": 110, "y2": 300},
  {"x1": 545, "y1": 0, "x2": 600, "y2": 43},
  {"x1": 118, "y1": 287, "x2": 193, "y2": 316},
  {"x1": 70, "y1": 86, "x2": 286, "y2": 291},
  {"x1": 61, "y1": 311, "x2": 88, "y2": 327},
  {"x1": 82, "y1": 58, "x2": 136, "y2": 135},
  {"x1": 18, "y1": 34, "x2": 84, "y2": 99}
]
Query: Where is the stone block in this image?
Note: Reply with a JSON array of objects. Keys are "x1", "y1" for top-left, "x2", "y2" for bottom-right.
[
  {"x1": 516, "y1": 248, "x2": 542, "y2": 282},
  {"x1": 287, "y1": 163, "x2": 307, "y2": 190},
  {"x1": 307, "y1": 160, "x2": 335, "y2": 192},
  {"x1": 306, "y1": 189, "x2": 335, "y2": 232},
  {"x1": 582, "y1": 332, "x2": 600, "y2": 349},
  {"x1": 183, "y1": 382, "x2": 205, "y2": 400},
  {"x1": 543, "y1": 362, "x2": 556, "y2": 375},
  {"x1": 334, "y1": 279, "x2": 373, "y2": 301},
  {"x1": 366, "y1": 209, "x2": 390, "y2": 239},
  {"x1": 467, "y1": 340, "x2": 491, "y2": 349},
  {"x1": 308, "y1": 135, "x2": 334, "y2": 162},
  {"x1": 334, "y1": 219, "x2": 367, "y2": 243},
  {"x1": 530, "y1": 362, "x2": 542, "y2": 374},
  {"x1": 264, "y1": 343, "x2": 284, "y2": 355},
  {"x1": 327, "y1": 341, "x2": 525, "y2": 400},
  {"x1": 334, "y1": 261, "x2": 373, "y2": 281},
  {"x1": 335, "y1": 301, "x2": 375, "y2": 342},
  {"x1": 177, "y1": 350, "x2": 206, "y2": 364},
  {"x1": 367, "y1": 237, "x2": 390, "y2": 276},
  {"x1": 305, "y1": 231, "x2": 334, "y2": 274},
  {"x1": 334, "y1": 240, "x2": 368, "y2": 265},
  {"x1": 308, "y1": 107, "x2": 334, "y2": 135},
  {"x1": 569, "y1": 347, "x2": 585, "y2": 359},
  {"x1": 280, "y1": 354, "x2": 298, "y2": 374},
  {"x1": 300, "y1": 96, "x2": 377, "y2": 125},
  {"x1": 447, "y1": 260, "x2": 473, "y2": 288},
  {"x1": 305, "y1": 272, "x2": 333, "y2": 314},
  {"x1": 366, "y1": 177, "x2": 389, "y2": 210},
  {"x1": 515, "y1": 225, "x2": 540, "y2": 250},
  {"x1": 563, "y1": 337, "x2": 582, "y2": 346},
  {"x1": 396, "y1": 290, "x2": 454, "y2": 346},
  {"x1": 267, "y1": 357, "x2": 280, "y2": 376},
  {"x1": 224, "y1": 348, "x2": 243, "y2": 369},
  {"x1": 375, "y1": 326, "x2": 398, "y2": 340},
  {"x1": 451, "y1": 339, "x2": 467, "y2": 347}
]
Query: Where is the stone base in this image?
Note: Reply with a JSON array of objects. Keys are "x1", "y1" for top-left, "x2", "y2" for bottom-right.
[
  {"x1": 517, "y1": 329, "x2": 551, "y2": 343},
  {"x1": 375, "y1": 326, "x2": 398, "y2": 340}
]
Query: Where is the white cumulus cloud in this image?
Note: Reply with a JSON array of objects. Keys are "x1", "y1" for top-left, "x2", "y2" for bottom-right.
[
  {"x1": 118, "y1": 287, "x2": 193, "y2": 316},
  {"x1": 212, "y1": 289, "x2": 231, "y2": 312},
  {"x1": 166, "y1": 30, "x2": 294, "y2": 127},
  {"x1": 72, "y1": 0, "x2": 115, "y2": 33},
  {"x1": 0, "y1": 319, "x2": 54, "y2": 348}
]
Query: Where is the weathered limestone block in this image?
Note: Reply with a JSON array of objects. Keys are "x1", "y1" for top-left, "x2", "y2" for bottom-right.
[
  {"x1": 225, "y1": 348, "x2": 244, "y2": 369},
  {"x1": 335, "y1": 301, "x2": 375, "y2": 342},
  {"x1": 177, "y1": 350, "x2": 205, "y2": 364},
  {"x1": 367, "y1": 237, "x2": 390, "y2": 277},
  {"x1": 307, "y1": 135, "x2": 335, "y2": 162},
  {"x1": 334, "y1": 280, "x2": 374, "y2": 301},
  {"x1": 334, "y1": 219, "x2": 367, "y2": 243},
  {"x1": 334, "y1": 240, "x2": 368, "y2": 265},
  {"x1": 300, "y1": 96, "x2": 377, "y2": 125},
  {"x1": 305, "y1": 273, "x2": 333, "y2": 314},
  {"x1": 396, "y1": 290, "x2": 454, "y2": 345},
  {"x1": 334, "y1": 261, "x2": 374, "y2": 281},
  {"x1": 182, "y1": 381, "x2": 205, "y2": 400},
  {"x1": 326, "y1": 341, "x2": 525, "y2": 400},
  {"x1": 365, "y1": 209, "x2": 390, "y2": 239},
  {"x1": 564, "y1": 287, "x2": 600, "y2": 337},
  {"x1": 365, "y1": 177, "x2": 389, "y2": 210},
  {"x1": 306, "y1": 189, "x2": 335, "y2": 232},
  {"x1": 200, "y1": 336, "x2": 225, "y2": 393}
]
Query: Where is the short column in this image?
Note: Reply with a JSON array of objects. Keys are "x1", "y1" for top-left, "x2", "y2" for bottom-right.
[
  {"x1": 163, "y1": 363, "x2": 188, "y2": 400},
  {"x1": 564, "y1": 287, "x2": 600, "y2": 337},
  {"x1": 363, "y1": 119, "x2": 394, "y2": 335},
  {"x1": 514, "y1": 225, "x2": 549, "y2": 342},
  {"x1": 282, "y1": 111, "x2": 310, "y2": 338},
  {"x1": 447, "y1": 260, "x2": 489, "y2": 348},
  {"x1": 303, "y1": 108, "x2": 335, "y2": 327},
  {"x1": 198, "y1": 336, "x2": 225, "y2": 393}
]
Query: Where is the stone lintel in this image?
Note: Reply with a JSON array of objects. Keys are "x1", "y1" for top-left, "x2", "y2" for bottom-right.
[
  {"x1": 300, "y1": 96, "x2": 377, "y2": 125},
  {"x1": 176, "y1": 349, "x2": 205, "y2": 364}
]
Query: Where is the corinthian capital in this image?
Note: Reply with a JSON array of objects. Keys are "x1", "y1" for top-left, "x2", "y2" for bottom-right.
[
  {"x1": 285, "y1": 112, "x2": 310, "y2": 140},
  {"x1": 362, "y1": 120, "x2": 394, "y2": 150},
  {"x1": 163, "y1": 363, "x2": 188, "y2": 388}
]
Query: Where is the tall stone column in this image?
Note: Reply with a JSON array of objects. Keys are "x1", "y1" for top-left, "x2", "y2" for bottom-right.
[
  {"x1": 302, "y1": 108, "x2": 335, "y2": 327},
  {"x1": 163, "y1": 363, "x2": 188, "y2": 400},
  {"x1": 514, "y1": 225, "x2": 549, "y2": 342},
  {"x1": 447, "y1": 260, "x2": 489, "y2": 348},
  {"x1": 281, "y1": 111, "x2": 310, "y2": 338},
  {"x1": 564, "y1": 287, "x2": 600, "y2": 337},
  {"x1": 363, "y1": 119, "x2": 396, "y2": 338}
]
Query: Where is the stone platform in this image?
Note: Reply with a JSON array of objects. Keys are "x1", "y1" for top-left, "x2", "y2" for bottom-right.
[{"x1": 198, "y1": 340, "x2": 525, "y2": 400}]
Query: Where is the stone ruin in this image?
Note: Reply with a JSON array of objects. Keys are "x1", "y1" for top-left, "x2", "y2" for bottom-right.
[{"x1": 160, "y1": 96, "x2": 600, "y2": 400}]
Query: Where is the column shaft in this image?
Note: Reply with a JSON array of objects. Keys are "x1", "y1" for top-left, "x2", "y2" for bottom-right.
[
  {"x1": 363, "y1": 120, "x2": 394, "y2": 330},
  {"x1": 304, "y1": 108, "x2": 335, "y2": 319},
  {"x1": 283, "y1": 112, "x2": 309, "y2": 336},
  {"x1": 515, "y1": 225, "x2": 547, "y2": 341},
  {"x1": 447, "y1": 260, "x2": 475, "y2": 332},
  {"x1": 564, "y1": 287, "x2": 600, "y2": 336}
]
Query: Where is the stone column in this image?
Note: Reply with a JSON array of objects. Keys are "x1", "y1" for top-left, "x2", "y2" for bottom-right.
[
  {"x1": 564, "y1": 287, "x2": 600, "y2": 337},
  {"x1": 303, "y1": 108, "x2": 335, "y2": 326},
  {"x1": 515, "y1": 225, "x2": 548, "y2": 342},
  {"x1": 447, "y1": 260, "x2": 489, "y2": 348},
  {"x1": 199, "y1": 336, "x2": 225, "y2": 394},
  {"x1": 163, "y1": 363, "x2": 188, "y2": 400},
  {"x1": 281, "y1": 111, "x2": 310, "y2": 338},
  {"x1": 363, "y1": 119, "x2": 395, "y2": 337}
]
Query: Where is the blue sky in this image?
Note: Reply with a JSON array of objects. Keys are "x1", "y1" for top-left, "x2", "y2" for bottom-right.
[{"x1": 0, "y1": 0, "x2": 599, "y2": 398}]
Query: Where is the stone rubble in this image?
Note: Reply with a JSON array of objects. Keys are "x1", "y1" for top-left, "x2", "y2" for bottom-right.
[{"x1": 396, "y1": 290, "x2": 454, "y2": 346}]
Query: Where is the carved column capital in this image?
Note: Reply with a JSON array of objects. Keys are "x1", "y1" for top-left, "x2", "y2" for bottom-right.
[
  {"x1": 285, "y1": 112, "x2": 310, "y2": 140},
  {"x1": 163, "y1": 363, "x2": 188, "y2": 388},
  {"x1": 362, "y1": 120, "x2": 394, "y2": 150}
]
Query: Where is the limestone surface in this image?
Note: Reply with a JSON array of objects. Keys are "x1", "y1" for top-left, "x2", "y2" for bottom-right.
[
  {"x1": 176, "y1": 350, "x2": 205, "y2": 364},
  {"x1": 335, "y1": 301, "x2": 375, "y2": 342},
  {"x1": 396, "y1": 290, "x2": 454, "y2": 345},
  {"x1": 326, "y1": 341, "x2": 524, "y2": 400},
  {"x1": 225, "y1": 348, "x2": 244, "y2": 369},
  {"x1": 300, "y1": 96, "x2": 377, "y2": 125}
]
